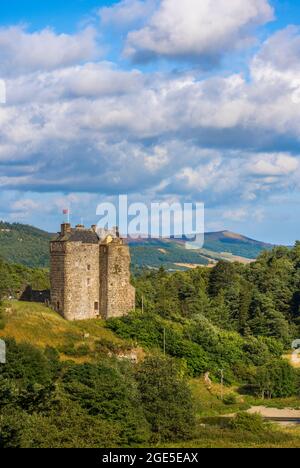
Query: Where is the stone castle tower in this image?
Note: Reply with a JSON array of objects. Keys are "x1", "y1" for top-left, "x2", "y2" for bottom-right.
[{"x1": 50, "y1": 223, "x2": 135, "y2": 321}]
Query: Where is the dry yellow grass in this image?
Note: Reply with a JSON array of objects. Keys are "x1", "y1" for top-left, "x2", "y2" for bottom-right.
[{"x1": 0, "y1": 300, "x2": 127, "y2": 356}]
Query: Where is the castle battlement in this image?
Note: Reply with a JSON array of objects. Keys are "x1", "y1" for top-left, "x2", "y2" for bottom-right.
[{"x1": 50, "y1": 223, "x2": 135, "y2": 321}]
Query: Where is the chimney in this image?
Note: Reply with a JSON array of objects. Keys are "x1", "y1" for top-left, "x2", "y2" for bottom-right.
[
  {"x1": 91, "y1": 225, "x2": 97, "y2": 232},
  {"x1": 113, "y1": 226, "x2": 120, "y2": 238},
  {"x1": 61, "y1": 223, "x2": 71, "y2": 236}
]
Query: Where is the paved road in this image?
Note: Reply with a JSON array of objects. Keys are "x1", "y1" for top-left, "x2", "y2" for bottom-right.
[{"x1": 248, "y1": 406, "x2": 300, "y2": 425}]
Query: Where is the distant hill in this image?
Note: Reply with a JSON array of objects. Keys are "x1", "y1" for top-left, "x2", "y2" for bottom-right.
[
  {"x1": 0, "y1": 221, "x2": 275, "y2": 270},
  {"x1": 203, "y1": 230, "x2": 273, "y2": 259},
  {"x1": 0, "y1": 222, "x2": 52, "y2": 268},
  {"x1": 129, "y1": 231, "x2": 274, "y2": 270}
]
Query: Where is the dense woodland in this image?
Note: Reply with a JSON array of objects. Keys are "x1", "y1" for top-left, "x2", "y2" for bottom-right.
[
  {"x1": 110, "y1": 245, "x2": 300, "y2": 397},
  {"x1": 0, "y1": 244, "x2": 300, "y2": 447},
  {"x1": 0, "y1": 223, "x2": 51, "y2": 268},
  {"x1": 0, "y1": 258, "x2": 49, "y2": 299}
]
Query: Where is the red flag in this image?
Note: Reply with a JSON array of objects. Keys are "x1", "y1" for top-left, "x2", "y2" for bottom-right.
[{"x1": 63, "y1": 209, "x2": 69, "y2": 215}]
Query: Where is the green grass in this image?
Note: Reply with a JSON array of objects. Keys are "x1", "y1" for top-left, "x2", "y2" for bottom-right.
[
  {"x1": 159, "y1": 424, "x2": 300, "y2": 448},
  {"x1": 190, "y1": 378, "x2": 250, "y2": 417},
  {"x1": 0, "y1": 300, "x2": 134, "y2": 362}
]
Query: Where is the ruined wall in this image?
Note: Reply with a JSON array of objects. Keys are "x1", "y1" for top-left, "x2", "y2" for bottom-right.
[
  {"x1": 63, "y1": 242, "x2": 100, "y2": 321},
  {"x1": 50, "y1": 241, "x2": 66, "y2": 317},
  {"x1": 100, "y1": 239, "x2": 135, "y2": 319}
]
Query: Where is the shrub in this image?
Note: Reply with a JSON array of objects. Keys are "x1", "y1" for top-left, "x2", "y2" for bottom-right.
[
  {"x1": 229, "y1": 412, "x2": 265, "y2": 434},
  {"x1": 223, "y1": 394, "x2": 237, "y2": 406}
]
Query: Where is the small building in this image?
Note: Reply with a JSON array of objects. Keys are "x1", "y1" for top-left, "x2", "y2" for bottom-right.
[
  {"x1": 20, "y1": 286, "x2": 50, "y2": 303},
  {"x1": 50, "y1": 223, "x2": 135, "y2": 321}
]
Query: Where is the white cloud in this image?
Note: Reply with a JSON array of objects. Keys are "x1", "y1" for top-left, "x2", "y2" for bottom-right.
[
  {"x1": 100, "y1": 0, "x2": 156, "y2": 28},
  {"x1": 1, "y1": 14, "x2": 300, "y2": 217},
  {"x1": 223, "y1": 208, "x2": 248, "y2": 222},
  {"x1": 10, "y1": 198, "x2": 41, "y2": 219},
  {"x1": 124, "y1": 0, "x2": 274, "y2": 63},
  {"x1": 222, "y1": 207, "x2": 265, "y2": 223},
  {"x1": 248, "y1": 154, "x2": 299, "y2": 177},
  {"x1": 0, "y1": 26, "x2": 99, "y2": 76},
  {"x1": 252, "y1": 26, "x2": 300, "y2": 76}
]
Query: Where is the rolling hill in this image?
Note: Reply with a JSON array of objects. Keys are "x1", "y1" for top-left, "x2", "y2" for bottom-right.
[
  {"x1": 203, "y1": 230, "x2": 273, "y2": 258},
  {"x1": 0, "y1": 221, "x2": 52, "y2": 268},
  {"x1": 129, "y1": 231, "x2": 274, "y2": 270},
  {"x1": 0, "y1": 221, "x2": 275, "y2": 270}
]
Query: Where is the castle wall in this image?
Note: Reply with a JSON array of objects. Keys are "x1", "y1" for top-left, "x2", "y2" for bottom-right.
[
  {"x1": 50, "y1": 241, "x2": 66, "y2": 317},
  {"x1": 50, "y1": 225, "x2": 135, "y2": 321},
  {"x1": 100, "y1": 241, "x2": 135, "y2": 319},
  {"x1": 99, "y1": 244, "x2": 108, "y2": 318},
  {"x1": 63, "y1": 242, "x2": 100, "y2": 321}
]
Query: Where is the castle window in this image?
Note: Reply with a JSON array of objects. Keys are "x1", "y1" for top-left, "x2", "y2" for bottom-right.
[
  {"x1": 94, "y1": 302, "x2": 99, "y2": 311},
  {"x1": 87, "y1": 278, "x2": 91, "y2": 286},
  {"x1": 57, "y1": 301, "x2": 60, "y2": 311},
  {"x1": 87, "y1": 264, "x2": 91, "y2": 271}
]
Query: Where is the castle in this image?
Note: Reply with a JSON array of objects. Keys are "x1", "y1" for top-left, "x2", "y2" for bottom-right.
[{"x1": 50, "y1": 223, "x2": 135, "y2": 321}]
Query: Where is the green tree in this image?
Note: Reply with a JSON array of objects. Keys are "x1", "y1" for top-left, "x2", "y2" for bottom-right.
[
  {"x1": 62, "y1": 361, "x2": 150, "y2": 446},
  {"x1": 208, "y1": 261, "x2": 236, "y2": 297},
  {"x1": 254, "y1": 359, "x2": 296, "y2": 399},
  {"x1": 136, "y1": 356, "x2": 195, "y2": 442}
]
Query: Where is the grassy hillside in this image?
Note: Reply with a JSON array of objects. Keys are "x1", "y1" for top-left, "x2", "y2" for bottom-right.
[
  {"x1": 0, "y1": 301, "x2": 138, "y2": 363},
  {"x1": 203, "y1": 231, "x2": 273, "y2": 259},
  {"x1": 130, "y1": 230, "x2": 274, "y2": 270},
  {"x1": 130, "y1": 239, "x2": 209, "y2": 270}
]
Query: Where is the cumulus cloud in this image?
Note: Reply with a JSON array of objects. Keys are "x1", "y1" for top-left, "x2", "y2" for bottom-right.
[
  {"x1": 248, "y1": 153, "x2": 299, "y2": 177},
  {"x1": 1, "y1": 4, "x2": 300, "y2": 226},
  {"x1": 222, "y1": 208, "x2": 248, "y2": 222},
  {"x1": 100, "y1": 0, "x2": 157, "y2": 28},
  {"x1": 0, "y1": 26, "x2": 99, "y2": 76},
  {"x1": 124, "y1": 0, "x2": 274, "y2": 63},
  {"x1": 11, "y1": 198, "x2": 40, "y2": 213},
  {"x1": 252, "y1": 26, "x2": 300, "y2": 74},
  {"x1": 1, "y1": 54, "x2": 300, "y2": 207}
]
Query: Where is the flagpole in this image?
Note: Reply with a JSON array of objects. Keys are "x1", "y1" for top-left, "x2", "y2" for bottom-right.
[{"x1": 63, "y1": 208, "x2": 70, "y2": 224}]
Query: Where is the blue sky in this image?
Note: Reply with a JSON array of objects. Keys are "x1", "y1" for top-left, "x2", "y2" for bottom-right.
[
  {"x1": 0, "y1": 0, "x2": 300, "y2": 244},
  {"x1": 0, "y1": 1, "x2": 115, "y2": 30}
]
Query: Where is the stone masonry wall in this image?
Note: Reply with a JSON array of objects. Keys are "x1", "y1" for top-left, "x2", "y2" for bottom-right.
[
  {"x1": 99, "y1": 244, "x2": 108, "y2": 318},
  {"x1": 50, "y1": 241, "x2": 66, "y2": 317},
  {"x1": 100, "y1": 240, "x2": 135, "y2": 319},
  {"x1": 63, "y1": 242, "x2": 100, "y2": 321}
]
